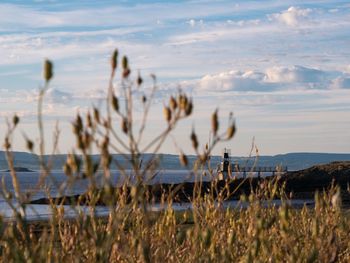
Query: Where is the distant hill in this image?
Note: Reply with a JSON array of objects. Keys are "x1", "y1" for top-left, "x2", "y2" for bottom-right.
[
  {"x1": 239, "y1": 153, "x2": 350, "y2": 171},
  {"x1": 0, "y1": 151, "x2": 349, "y2": 171}
]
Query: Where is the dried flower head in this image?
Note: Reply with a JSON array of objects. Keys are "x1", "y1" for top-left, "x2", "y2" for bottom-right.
[
  {"x1": 211, "y1": 109, "x2": 219, "y2": 136},
  {"x1": 185, "y1": 99, "x2": 193, "y2": 116},
  {"x1": 76, "y1": 114, "x2": 83, "y2": 132},
  {"x1": 122, "y1": 56, "x2": 128, "y2": 70},
  {"x1": 112, "y1": 94, "x2": 119, "y2": 112},
  {"x1": 179, "y1": 152, "x2": 188, "y2": 166},
  {"x1": 123, "y1": 68, "x2": 131, "y2": 78},
  {"x1": 179, "y1": 94, "x2": 188, "y2": 110},
  {"x1": 12, "y1": 114, "x2": 19, "y2": 126},
  {"x1": 102, "y1": 136, "x2": 109, "y2": 151},
  {"x1": 93, "y1": 107, "x2": 100, "y2": 123},
  {"x1": 82, "y1": 131, "x2": 91, "y2": 148},
  {"x1": 43, "y1": 59, "x2": 53, "y2": 82},
  {"x1": 111, "y1": 49, "x2": 118, "y2": 72},
  {"x1": 227, "y1": 122, "x2": 236, "y2": 139},
  {"x1": 86, "y1": 112, "x2": 92, "y2": 128},
  {"x1": 26, "y1": 139, "x2": 34, "y2": 152},
  {"x1": 190, "y1": 129, "x2": 198, "y2": 150},
  {"x1": 121, "y1": 118, "x2": 128, "y2": 134},
  {"x1": 137, "y1": 72, "x2": 143, "y2": 86},
  {"x1": 169, "y1": 96, "x2": 177, "y2": 111},
  {"x1": 163, "y1": 106, "x2": 171, "y2": 122}
]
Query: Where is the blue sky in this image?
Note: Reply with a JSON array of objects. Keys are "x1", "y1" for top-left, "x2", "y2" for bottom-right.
[{"x1": 0, "y1": 0, "x2": 349, "y2": 156}]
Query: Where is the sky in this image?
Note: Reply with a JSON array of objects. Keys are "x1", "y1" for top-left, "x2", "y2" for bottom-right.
[{"x1": 0, "y1": 0, "x2": 349, "y2": 156}]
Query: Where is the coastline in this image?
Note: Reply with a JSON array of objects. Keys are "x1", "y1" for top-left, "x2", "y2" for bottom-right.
[{"x1": 29, "y1": 161, "x2": 350, "y2": 207}]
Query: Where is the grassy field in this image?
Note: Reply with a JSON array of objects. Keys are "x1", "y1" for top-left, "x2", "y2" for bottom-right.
[{"x1": 1, "y1": 188, "x2": 350, "y2": 262}]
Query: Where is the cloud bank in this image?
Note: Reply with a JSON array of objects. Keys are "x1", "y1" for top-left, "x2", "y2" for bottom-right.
[{"x1": 195, "y1": 66, "x2": 344, "y2": 93}]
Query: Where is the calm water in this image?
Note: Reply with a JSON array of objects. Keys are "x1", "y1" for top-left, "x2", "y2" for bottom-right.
[
  {"x1": 0, "y1": 170, "x2": 307, "y2": 221},
  {"x1": 0, "y1": 170, "x2": 209, "y2": 220}
]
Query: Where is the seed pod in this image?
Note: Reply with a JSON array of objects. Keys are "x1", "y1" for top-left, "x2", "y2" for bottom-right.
[
  {"x1": 26, "y1": 139, "x2": 34, "y2": 152},
  {"x1": 86, "y1": 112, "x2": 92, "y2": 128},
  {"x1": 227, "y1": 122, "x2": 236, "y2": 139},
  {"x1": 66, "y1": 154, "x2": 75, "y2": 173},
  {"x1": 163, "y1": 106, "x2": 171, "y2": 122},
  {"x1": 77, "y1": 135, "x2": 84, "y2": 150},
  {"x1": 123, "y1": 68, "x2": 131, "y2": 78},
  {"x1": 111, "y1": 49, "x2": 118, "y2": 72},
  {"x1": 76, "y1": 114, "x2": 83, "y2": 133},
  {"x1": 67, "y1": 154, "x2": 81, "y2": 173},
  {"x1": 122, "y1": 56, "x2": 128, "y2": 70},
  {"x1": 103, "y1": 119, "x2": 110, "y2": 128},
  {"x1": 177, "y1": 94, "x2": 182, "y2": 106},
  {"x1": 190, "y1": 129, "x2": 198, "y2": 150},
  {"x1": 102, "y1": 136, "x2": 109, "y2": 151},
  {"x1": 121, "y1": 118, "x2": 128, "y2": 134},
  {"x1": 43, "y1": 59, "x2": 53, "y2": 82},
  {"x1": 185, "y1": 99, "x2": 193, "y2": 116},
  {"x1": 169, "y1": 96, "x2": 177, "y2": 111},
  {"x1": 72, "y1": 123, "x2": 79, "y2": 135},
  {"x1": 83, "y1": 131, "x2": 91, "y2": 148},
  {"x1": 137, "y1": 72, "x2": 143, "y2": 86},
  {"x1": 179, "y1": 94, "x2": 188, "y2": 110},
  {"x1": 179, "y1": 152, "x2": 188, "y2": 166},
  {"x1": 112, "y1": 94, "x2": 119, "y2": 112},
  {"x1": 93, "y1": 107, "x2": 100, "y2": 123},
  {"x1": 12, "y1": 114, "x2": 19, "y2": 126},
  {"x1": 211, "y1": 109, "x2": 219, "y2": 136}
]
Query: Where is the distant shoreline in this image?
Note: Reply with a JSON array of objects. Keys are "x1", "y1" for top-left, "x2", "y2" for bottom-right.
[
  {"x1": 3, "y1": 167, "x2": 35, "y2": 173},
  {"x1": 1, "y1": 151, "x2": 350, "y2": 171},
  {"x1": 30, "y1": 161, "x2": 350, "y2": 207}
]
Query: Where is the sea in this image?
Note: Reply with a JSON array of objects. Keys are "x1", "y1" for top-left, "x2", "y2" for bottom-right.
[{"x1": 0, "y1": 170, "x2": 310, "y2": 221}]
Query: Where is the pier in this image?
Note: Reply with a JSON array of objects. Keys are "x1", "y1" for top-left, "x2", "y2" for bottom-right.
[{"x1": 232, "y1": 165, "x2": 288, "y2": 172}]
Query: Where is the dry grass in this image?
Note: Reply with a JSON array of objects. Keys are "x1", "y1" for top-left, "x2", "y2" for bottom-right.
[{"x1": 0, "y1": 50, "x2": 349, "y2": 262}]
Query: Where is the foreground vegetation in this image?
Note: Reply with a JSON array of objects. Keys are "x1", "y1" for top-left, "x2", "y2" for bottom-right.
[
  {"x1": 1, "y1": 188, "x2": 350, "y2": 262},
  {"x1": 1, "y1": 50, "x2": 349, "y2": 262}
]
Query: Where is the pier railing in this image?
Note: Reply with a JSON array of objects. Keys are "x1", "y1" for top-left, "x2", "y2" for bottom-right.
[{"x1": 231, "y1": 165, "x2": 288, "y2": 173}]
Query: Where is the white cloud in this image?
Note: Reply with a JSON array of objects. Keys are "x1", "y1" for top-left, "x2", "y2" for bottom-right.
[
  {"x1": 269, "y1": 6, "x2": 312, "y2": 27},
  {"x1": 265, "y1": 66, "x2": 327, "y2": 83},
  {"x1": 186, "y1": 19, "x2": 204, "y2": 27},
  {"x1": 195, "y1": 65, "x2": 338, "y2": 93},
  {"x1": 199, "y1": 70, "x2": 273, "y2": 92}
]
